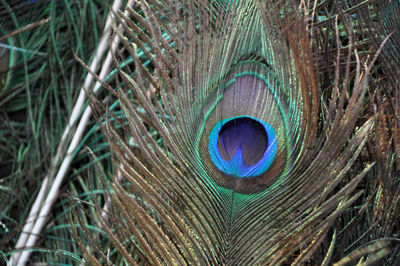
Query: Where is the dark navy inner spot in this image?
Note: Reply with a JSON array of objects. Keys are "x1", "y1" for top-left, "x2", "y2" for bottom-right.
[{"x1": 217, "y1": 117, "x2": 268, "y2": 166}]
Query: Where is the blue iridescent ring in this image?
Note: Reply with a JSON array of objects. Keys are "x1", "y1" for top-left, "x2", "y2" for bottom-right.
[{"x1": 208, "y1": 115, "x2": 277, "y2": 178}]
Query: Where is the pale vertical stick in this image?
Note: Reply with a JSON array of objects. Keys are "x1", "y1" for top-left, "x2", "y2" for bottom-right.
[{"x1": 10, "y1": 1, "x2": 123, "y2": 265}]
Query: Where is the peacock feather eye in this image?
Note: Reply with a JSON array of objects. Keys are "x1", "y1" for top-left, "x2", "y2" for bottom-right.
[
  {"x1": 208, "y1": 116, "x2": 277, "y2": 178},
  {"x1": 197, "y1": 61, "x2": 292, "y2": 194}
]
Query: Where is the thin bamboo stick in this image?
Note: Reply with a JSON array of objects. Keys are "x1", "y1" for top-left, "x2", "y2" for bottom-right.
[{"x1": 10, "y1": 1, "x2": 123, "y2": 265}]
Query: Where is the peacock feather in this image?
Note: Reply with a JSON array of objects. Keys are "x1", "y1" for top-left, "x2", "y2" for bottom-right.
[
  {"x1": 1, "y1": 0, "x2": 399, "y2": 265},
  {"x1": 77, "y1": 0, "x2": 397, "y2": 264}
]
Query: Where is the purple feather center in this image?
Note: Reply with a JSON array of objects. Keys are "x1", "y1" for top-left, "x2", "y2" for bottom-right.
[{"x1": 217, "y1": 117, "x2": 268, "y2": 167}]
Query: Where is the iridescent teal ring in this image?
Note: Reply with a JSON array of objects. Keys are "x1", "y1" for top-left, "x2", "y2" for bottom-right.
[{"x1": 208, "y1": 115, "x2": 277, "y2": 178}]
